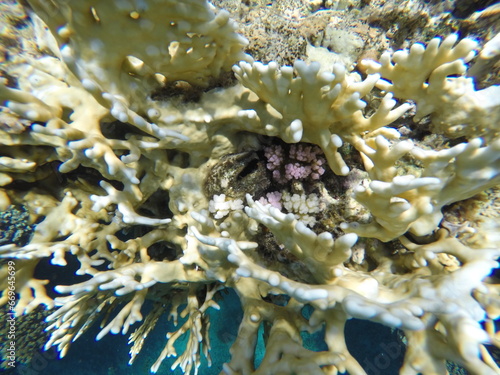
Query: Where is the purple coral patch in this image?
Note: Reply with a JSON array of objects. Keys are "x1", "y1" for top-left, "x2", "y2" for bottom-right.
[{"x1": 263, "y1": 143, "x2": 326, "y2": 183}]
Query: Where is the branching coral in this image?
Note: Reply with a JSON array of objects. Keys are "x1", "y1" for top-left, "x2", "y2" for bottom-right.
[
  {"x1": 360, "y1": 33, "x2": 500, "y2": 140},
  {"x1": 233, "y1": 58, "x2": 412, "y2": 176},
  {"x1": 0, "y1": 1, "x2": 499, "y2": 374}
]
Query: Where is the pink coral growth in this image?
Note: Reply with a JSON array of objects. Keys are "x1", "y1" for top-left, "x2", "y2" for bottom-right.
[
  {"x1": 289, "y1": 144, "x2": 315, "y2": 162},
  {"x1": 263, "y1": 143, "x2": 326, "y2": 183},
  {"x1": 285, "y1": 163, "x2": 312, "y2": 180},
  {"x1": 258, "y1": 191, "x2": 283, "y2": 209},
  {"x1": 264, "y1": 145, "x2": 284, "y2": 171}
]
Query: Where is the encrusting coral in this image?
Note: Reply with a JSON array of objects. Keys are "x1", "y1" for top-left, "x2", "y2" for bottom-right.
[{"x1": 0, "y1": 0, "x2": 499, "y2": 374}]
